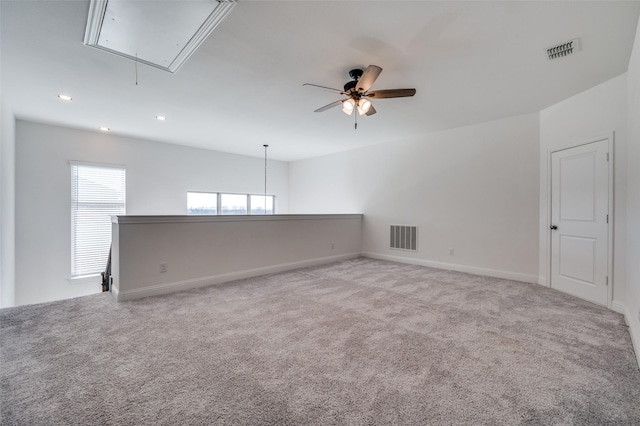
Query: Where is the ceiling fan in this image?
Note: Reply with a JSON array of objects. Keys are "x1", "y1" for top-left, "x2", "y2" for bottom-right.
[{"x1": 304, "y1": 65, "x2": 416, "y2": 129}]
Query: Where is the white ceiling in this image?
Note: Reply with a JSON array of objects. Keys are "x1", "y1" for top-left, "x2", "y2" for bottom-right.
[{"x1": 2, "y1": 1, "x2": 639, "y2": 161}]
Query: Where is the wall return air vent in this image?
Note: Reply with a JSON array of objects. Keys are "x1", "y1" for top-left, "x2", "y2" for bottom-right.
[
  {"x1": 546, "y1": 38, "x2": 581, "y2": 61},
  {"x1": 84, "y1": 0, "x2": 236, "y2": 73},
  {"x1": 390, "y1": 225, "x2": 418, "y2": 251}
]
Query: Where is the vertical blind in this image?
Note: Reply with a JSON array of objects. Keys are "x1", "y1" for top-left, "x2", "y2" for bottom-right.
[{"x1": 71, "y1": 163, "x2": 126, "y2": 277}]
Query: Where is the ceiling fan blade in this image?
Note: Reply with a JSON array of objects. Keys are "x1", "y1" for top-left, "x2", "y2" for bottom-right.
[
  {"x1": 365, "y1": 104, "x2": 377, "y2": 116},
  {"x1": 303, "y1": 83, "x2": 346, "y2": 95},
  {"x1": 355, "y1": 65, "x2": 382, "y2": 92},
  {"x1": 314, "y1": 99, "x2": 346, "y2": 113},
  {"x1": 366, "y1": 88, "x2": 416, "y2": 99}
]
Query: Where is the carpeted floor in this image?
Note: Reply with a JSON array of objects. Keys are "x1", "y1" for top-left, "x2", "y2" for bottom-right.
[{"x1": 1, "y1": 258, "x2": 639, "y2": 425}]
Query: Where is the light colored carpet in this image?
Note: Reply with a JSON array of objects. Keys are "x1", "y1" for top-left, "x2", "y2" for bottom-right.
[{"x1": 1, "y1": 258, "x2": 639, "y2": 425}]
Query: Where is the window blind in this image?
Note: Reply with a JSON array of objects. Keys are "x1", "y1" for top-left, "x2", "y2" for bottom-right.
[{"x1": 71, "y1": 163, "x2": 126, "y2": 278}]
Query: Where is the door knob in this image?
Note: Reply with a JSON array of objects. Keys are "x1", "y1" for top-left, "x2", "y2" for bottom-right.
[{"x1": 550, "y1": 225, "x2": 558, "y2": 230}]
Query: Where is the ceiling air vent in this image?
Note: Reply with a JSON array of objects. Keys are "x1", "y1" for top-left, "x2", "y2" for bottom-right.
[{"x1": 546, "y1": 38, "x2": 580, "y2": 61}]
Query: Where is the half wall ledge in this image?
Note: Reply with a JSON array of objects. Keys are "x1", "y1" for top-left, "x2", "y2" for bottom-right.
[{"x1": 111, "y1": 214, "x2": 363, "y2": 225}]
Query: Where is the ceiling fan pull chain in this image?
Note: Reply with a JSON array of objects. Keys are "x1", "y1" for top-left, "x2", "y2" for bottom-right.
[{"x1": 354, "y1": 111, "x2": 357, "y2": 129}]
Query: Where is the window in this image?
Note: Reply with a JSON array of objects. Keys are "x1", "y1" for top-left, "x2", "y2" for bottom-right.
[
  {"x1": 186, "y1": 192, "x2": 275, "y2": 215},
  {"x1": 250, "y1": 195, "x2": 273, "y2": 215},
  {"x1": 221, "y1": 193, "x2": 248, "y2": 215},
  {"x1": 71, "y1": 163, "x2": 125, "y2": 278},
  {"x1": 187, "y1": 192, "x2": 218, "y2": 215}
]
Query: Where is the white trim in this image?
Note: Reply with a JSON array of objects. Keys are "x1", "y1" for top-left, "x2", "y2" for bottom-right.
[
  {"x1": 169, "y1": 0, "x2": 236, "y2": 72},
  {"x1": 112, "y1": 213, "x2": 362, "y2": 225},
  {"x1": 537, "y1": 277, "x2": 548, "y2": 287},
  {"x1": 114, "y1": 252, "x2": 361, "y2": 302},
  {"x1": 622, "y1": 304, "x2": 640, "y2": 371},
  {"x1": 611, "y1": 300, "x2": 626, "y2": 315},
  {"x1": 67, "y1": 274, "x2": 101, "y2": 285},
  {"x1": 361, "y1": 252, "x2": 538, "y2": 284},
  {"x1": 83, "y1": 0, "x2": 107, "y2": 45},
  {"x1": 607, "y1": 134, "x2": 615, "y2": 310},
  {"x1": 546, "y1": 132, "x2": 615, "y2": 309},
  {"x1": 111, "y1": 283, "x2": 120, "y2": 299},
  {"x1": 545, "y1": 140, "x2": 552, "y2": 291},
  {"x1": 69, "y1": 160, "x2": 127, "y2": 170}
]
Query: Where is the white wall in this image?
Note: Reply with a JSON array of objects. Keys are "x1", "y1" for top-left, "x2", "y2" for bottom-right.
[
  {"x1": 0, "y1": 2, "x2": 16, "y2": 309},
  {"x1": 625, "y1": 16, "x2": 640, "y2": 364},
  {"x1": 14, "y1": 120, "x2": 289, "y2": 306},
  {"x1": 290, "y1": 113, "x2": 540, "y2": 282},
  {"x1": 539, "y1": 74, "x2": 628, "y2": 306},
  {"x1": 0, "y1": 100, "x2": 16, "y2": 308},
  {"x1": 112, "y1": 214, "x2": 362, "y2": 301}
]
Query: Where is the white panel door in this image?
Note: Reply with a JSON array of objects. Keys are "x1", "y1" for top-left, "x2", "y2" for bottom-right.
[{"x1": 550, "y1": 139, "x2": 609, "y2": 306}]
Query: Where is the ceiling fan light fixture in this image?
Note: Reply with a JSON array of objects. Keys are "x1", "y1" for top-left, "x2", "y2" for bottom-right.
[
  {"x1": 357, "y1": 98, "x2": 372, "y2": 115},
  {"x1": 342, "y1": 99, "x2": 355, "y2": 115}
]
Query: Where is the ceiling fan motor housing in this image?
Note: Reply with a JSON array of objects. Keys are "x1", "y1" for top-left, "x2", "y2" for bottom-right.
[
  {"x1": 344, "y1": 80, "x2": 358, "y2": 93},
  {"x1": 344, "y1": 69, "x2": 364, "y2": 93},
  {"x1": 348, "y1": 69, "x2": 363, "y2": 80}
]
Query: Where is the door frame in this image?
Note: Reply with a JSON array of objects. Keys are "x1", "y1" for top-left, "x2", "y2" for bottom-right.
[{"x1": 545, "y1": 132, "x2": 615, "y2": 308}]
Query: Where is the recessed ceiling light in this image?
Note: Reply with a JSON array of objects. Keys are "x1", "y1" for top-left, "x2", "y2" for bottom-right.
[
  {"x1": 57, "y1": 94, "x2": 72, "y2": 101},
  {"x1": 99, "y1": 127, "x2": 110, "y2": 131},
  {"x1": 156, "y1": 115, "x2": 166, "y2": 121}
]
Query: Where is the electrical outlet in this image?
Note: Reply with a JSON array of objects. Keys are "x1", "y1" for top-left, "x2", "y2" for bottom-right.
[
  {"x1": 449, "y1": 248, "x2": 455, "y2": 256},
  {"x1": 160, "y1": 262, "x2": 168, "y2": 273}
]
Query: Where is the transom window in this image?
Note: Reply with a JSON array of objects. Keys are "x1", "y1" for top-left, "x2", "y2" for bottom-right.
[
  {"x1": 187, "y1": 192, "x2": 274, "y2": 215},
  {"x1": 187, "y1": 192, "x2": 218, "y2": 215}
]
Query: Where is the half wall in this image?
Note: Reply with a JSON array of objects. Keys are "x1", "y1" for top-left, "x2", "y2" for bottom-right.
[{"x1": 111, "y1": 214, "x2": 362, "y2": 301}]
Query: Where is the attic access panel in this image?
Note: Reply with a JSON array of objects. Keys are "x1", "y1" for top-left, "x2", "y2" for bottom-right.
[{"x1": 84, "y1": 0, "x2": 236, "y2": 73}]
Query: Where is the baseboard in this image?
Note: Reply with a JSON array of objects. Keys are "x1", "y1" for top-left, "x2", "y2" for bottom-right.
[
  {"x1": 110, "y1": 284, "x2": 120, "y2": 300},
  {"x1": 611, "y1": 300, "x2": 626, "y2": 315},
  {"x1": 361, "y1": 252, "x2": 538, "y2": 284},
  {"x1": 538, "y1": 277, "x2": 548, "y2": 287},
  {"x1": 623, "y1": 305, "x2": 640, "y2": 371},
  {"x1": 116, "y1": 252, "x2": 361, "y2": 302}
]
